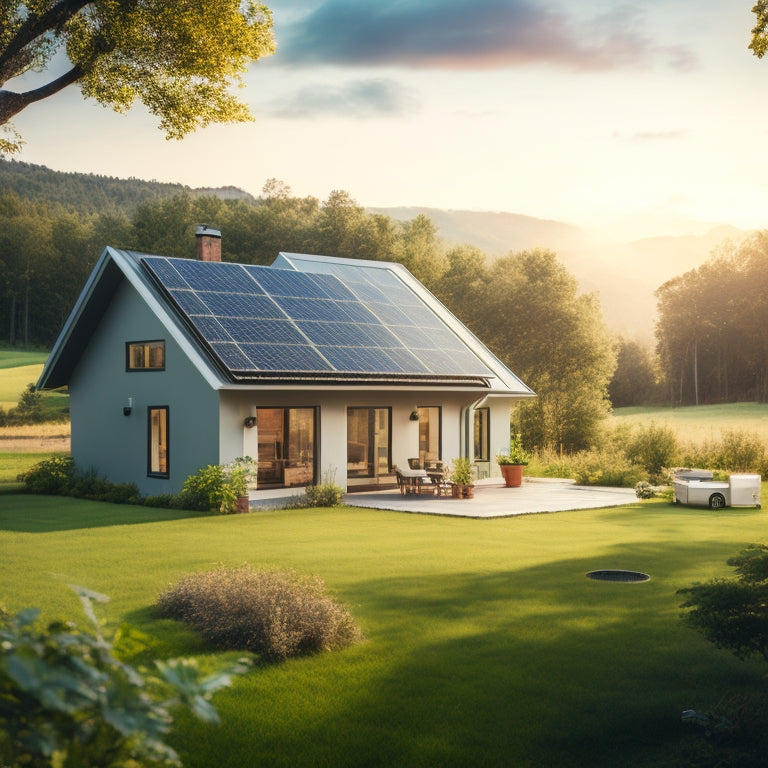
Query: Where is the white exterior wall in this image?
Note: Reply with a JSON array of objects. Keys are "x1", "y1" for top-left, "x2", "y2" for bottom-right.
[
  {"x1": 219, "y1": 388, "x2": 514, "y2": 490},
  {"x1": 488, "y1": 397, "x2": 517, "y2": 475}
]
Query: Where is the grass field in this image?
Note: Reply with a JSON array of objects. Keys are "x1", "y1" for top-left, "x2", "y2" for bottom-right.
[
  {"x1": 0, "y1": 362, "x2": 43, "y2": 410},
  {"x1": 609, "y1": 403, "x2": 768, "y2": 444},
  {"x1": 0, "y1": 349, "x2": 69, "y2": 419},
  {"x1": 2, "y1": 493, "x2": 766, "y2": 767}
]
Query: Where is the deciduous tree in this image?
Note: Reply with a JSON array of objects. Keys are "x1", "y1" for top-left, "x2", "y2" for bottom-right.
[
  {"x1": 479, "y1": 249, "x2": 615, "y2": 452},
  {"x1": 0, "y1": 0, "x2": 275, "y2": 154}
]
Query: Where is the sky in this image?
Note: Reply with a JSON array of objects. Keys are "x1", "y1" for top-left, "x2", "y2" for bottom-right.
[{"x1": 8, "y1": 0, "x2": 768, "y2": 239}]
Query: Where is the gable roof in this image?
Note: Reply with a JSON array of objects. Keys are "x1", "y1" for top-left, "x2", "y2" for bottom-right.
[{"x1": 39, "y1": 248, "x2": 534, "y2": 396}]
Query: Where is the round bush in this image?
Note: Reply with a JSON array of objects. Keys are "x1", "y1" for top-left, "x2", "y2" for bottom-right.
[{"x1": 155, "y1": 566, "x2": 363, "y2": 661}]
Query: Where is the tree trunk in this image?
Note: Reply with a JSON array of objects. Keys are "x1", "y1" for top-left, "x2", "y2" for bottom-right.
[
  {"x1": 693, "y1": 338, "x2": 699, "y2": 406},
  {"x1": 8, "y1": 294, "x2": 15, "y2": 346}
]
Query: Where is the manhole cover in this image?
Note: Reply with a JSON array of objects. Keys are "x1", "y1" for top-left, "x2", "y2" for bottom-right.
[{"x1": 586, "y1": 569, "x2": 650, "y2": 582}]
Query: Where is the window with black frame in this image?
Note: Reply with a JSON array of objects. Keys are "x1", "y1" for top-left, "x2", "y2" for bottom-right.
[
  {"x1": 148, "y1": 406, "x2": 169, "y2": 477},
  {"x1": 127, "y1": 340, "x2": 165, "y2": 371}
]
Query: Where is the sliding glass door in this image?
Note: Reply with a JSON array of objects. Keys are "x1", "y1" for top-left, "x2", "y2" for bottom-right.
[
  {"x1": 347, "y1": 407, "x2": 391, "y2": 478},
  {"x1": 255, "y1": 407, "x2": 317, "y2": 487}
]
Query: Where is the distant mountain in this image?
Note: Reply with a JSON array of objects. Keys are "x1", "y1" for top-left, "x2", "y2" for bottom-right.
[
  {"x1": 0, "y1": 159, "x2": 255, "y2": 215},
  {"x1": 367, "y1": 206, "x2": 588, "y2": 256},
  {"x1": 370, "y1": 206, "x2": 752, "y2": 338}
]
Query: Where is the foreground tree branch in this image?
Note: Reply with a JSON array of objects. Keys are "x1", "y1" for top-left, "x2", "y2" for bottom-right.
[
  {"x1": 0, "y1": 64, "x2": 83, "y2": 124},
  {"x1": 0, "y1": 0, "x2": 275, "y2": 152}
]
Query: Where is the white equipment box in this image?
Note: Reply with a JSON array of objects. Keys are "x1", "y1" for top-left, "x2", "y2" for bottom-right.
[{"x1": 673, "y1": 470, "x2": 761, "y2": 509}]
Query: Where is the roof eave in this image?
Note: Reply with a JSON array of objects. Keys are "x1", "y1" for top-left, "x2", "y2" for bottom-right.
[{"x1": 38, "y1": 247, "x2": 230, "y2": 391}]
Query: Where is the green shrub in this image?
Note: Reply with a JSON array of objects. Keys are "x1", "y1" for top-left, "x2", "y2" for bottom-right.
[
  {"x1": 524, "y1": 449, "x2": 576, "y2": 480},
  {"x1": 20, "y1": 458, "x2": 143, "y2": 505},
  {"x1": 715, "y1": 430, "x2": 766, "y2": 474},
  {"x1": 0, "y1": 587, "x2": 247, "y2": 768},
  {"x1": 68, "y1": 468, "x2": 142, "y2": 504},
  {"x1": 156, "y1": 566, "x2": 363, "y2": 661},
  {"x1": 303, "y1": 470, "x2": 345, "y2": 507},
  {"x1": 679, "y1": 544, "x2": 768, "y2": 663},
  {"x1": 144, "y1": 493, "x2": 178, "y2": 508},
  {"x1": 177, "y1": 463, "x2": 248, "y2": 513},
  {"x1": 304, "y1": 482, "x2": 344, "y2": 507},
  {"x1": 634, "y1": 481, "x2": 655, "y2": 499},
  {"x1": 18, "y1": 455, "x2": 76, "y2": 495},
  {"x1": 570, "y1": 448, "x2": 645, "y2": 487},
  {"x1": 624, "y1": 422, "x2": 680, "y2": 480}
]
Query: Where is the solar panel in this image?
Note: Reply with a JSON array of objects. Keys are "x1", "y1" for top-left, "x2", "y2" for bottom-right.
[
  {"x1": 239, "y1": 343, "x2": 332, "y2": 372},
  {"x1": 197, "y1": 292, "x2": 282, "y2": 319},
  {"x1": 142, "y1": 255, "x2": 494, "y2": 380}
]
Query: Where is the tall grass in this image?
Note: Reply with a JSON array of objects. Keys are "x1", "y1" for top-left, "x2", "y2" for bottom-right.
[
  {"x1": 609, "y1": 403, "x2": 768, "y2": 444},
  {"x1": 2, "y1": 494, "x2": 767, "y2": 768}
]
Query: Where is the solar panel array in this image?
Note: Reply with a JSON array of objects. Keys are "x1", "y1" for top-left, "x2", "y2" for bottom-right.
[{"x1": 142, "y1": 256, "x2": 493, "y2": 379}]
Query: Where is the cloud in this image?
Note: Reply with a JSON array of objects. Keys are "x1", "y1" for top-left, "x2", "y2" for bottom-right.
[
  {"x1": 263, "y1": 78, "x2": 419, "y2": 118},
  {"x1": 277, "y1": 0, "x2": 697, "y2": 71}
]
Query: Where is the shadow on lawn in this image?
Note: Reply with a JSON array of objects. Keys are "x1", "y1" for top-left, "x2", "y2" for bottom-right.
[
  {"x1": 172, "y1": 542, "x2": 767, "y2": 768},
  {"x1": 0, "y1": 493, "x2": 205, "y2": 532}
]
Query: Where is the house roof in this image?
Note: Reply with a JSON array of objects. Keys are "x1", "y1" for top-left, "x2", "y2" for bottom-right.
[{"x1": 38, "y1": 248, "x2": 534, "y2": 396}]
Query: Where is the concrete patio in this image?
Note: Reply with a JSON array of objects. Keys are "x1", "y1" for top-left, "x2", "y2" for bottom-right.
[
  {"x1": 342, "y1": 477, "x2": 638, "y2": 518},
  {"x1": 248, "y1": 477, "x2": 638, "y2": 516}
]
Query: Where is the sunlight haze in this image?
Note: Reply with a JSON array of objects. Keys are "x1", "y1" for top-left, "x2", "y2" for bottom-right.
[{"x1": 11, "y1": 0, "x2": 767, "y2": 240}]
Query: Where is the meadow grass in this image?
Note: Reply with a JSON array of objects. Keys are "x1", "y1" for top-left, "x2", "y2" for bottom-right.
[
  {"x1": 0, "y1": 363, "x2": 43, "y2": 409},
  {"x1": 1, "y1": 493, "x2": 767, "y2": 767},
  {"x1": 610, "y1": 402, "x2": 768, "y2": 444},
  {"x1": 0, "y1": 351, "x2": 69, "y2": 417},
  {"x1": 0, "y1": 350, "x2": 49, "y2": 370}
]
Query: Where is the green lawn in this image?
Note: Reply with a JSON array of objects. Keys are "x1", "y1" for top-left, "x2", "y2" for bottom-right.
[{"x1": 2, "y1": 494, "x2": 767, "y2": 767}]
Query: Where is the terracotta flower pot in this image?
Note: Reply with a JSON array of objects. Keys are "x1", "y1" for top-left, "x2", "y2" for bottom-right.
[
  {"x1": 500, "y1": 464, "x2": 524, "y2": 487},
  {"x1": 235, "y1": 496, "x2": 250, "y2": 513}
]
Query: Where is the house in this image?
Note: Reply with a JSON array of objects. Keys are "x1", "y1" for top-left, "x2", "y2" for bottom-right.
[{"x1": 38, "y1": 227, "x2": 535, "y2": 498}]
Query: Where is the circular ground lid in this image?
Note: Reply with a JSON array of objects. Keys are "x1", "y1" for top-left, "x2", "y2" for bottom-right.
[{"x1": 586, "y1": 569, "x2": 650, "y2": 583}]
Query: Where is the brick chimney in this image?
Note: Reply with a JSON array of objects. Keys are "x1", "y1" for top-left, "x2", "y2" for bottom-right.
[{"x1": 195, "y1": 225, "x2": 222, "y2": 262}]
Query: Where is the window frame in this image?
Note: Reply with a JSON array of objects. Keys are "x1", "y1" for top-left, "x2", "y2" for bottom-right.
[
  {"x1": 126, "y1": 340, "x2": 166, "y2": 372},
  {"x1": 147, "y1": 406, "x2": 170, "y2": 478}
]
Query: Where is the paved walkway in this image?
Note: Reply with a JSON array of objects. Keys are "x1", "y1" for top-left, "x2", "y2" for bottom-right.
[{"x1": 342, "y1": 477, "x2": 638, "y2": 518}]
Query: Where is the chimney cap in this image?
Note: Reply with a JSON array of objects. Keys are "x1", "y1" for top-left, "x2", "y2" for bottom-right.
[{"x1": 195, "y1": 224, "x2": 221, "y2": 238}]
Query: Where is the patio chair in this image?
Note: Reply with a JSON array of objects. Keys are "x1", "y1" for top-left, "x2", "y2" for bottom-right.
[{"x1": 407, "y1": 458, "x2": 421, "y2": 469}]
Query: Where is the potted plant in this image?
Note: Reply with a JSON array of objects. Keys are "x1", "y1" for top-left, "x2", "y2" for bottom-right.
[
  {"x1": 496, "y1": 433, "x2": 530, "y2": 488},
  {"x1": 225, "y1": 456, "x2": 258, "y2": 513},
  {"x1": 450, "y1": 457, "x2": 475, "y2": 499}
]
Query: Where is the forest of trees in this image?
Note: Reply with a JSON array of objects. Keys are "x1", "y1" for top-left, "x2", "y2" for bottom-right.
[
  {"x1": 655, "y1": 233, "x2": 768, "y2": 406},
  {"x1": 2, "y1": 159, "x2": 766, "y2": 450}
]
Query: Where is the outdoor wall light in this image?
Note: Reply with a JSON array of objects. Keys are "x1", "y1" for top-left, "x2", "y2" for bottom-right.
[
  {"x1": 409, "y1": 410, "x2": 419, "y2": 421},
  {"x1": 123, "y1": 397, "x2": 133, "y2": 417},
  {"x1": 244, "y1": 416, "x2": 257, "y2": 428}
]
